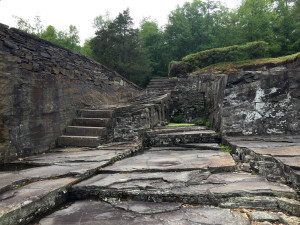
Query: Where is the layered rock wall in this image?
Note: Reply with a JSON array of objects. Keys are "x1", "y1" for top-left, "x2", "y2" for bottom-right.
[
  {"x1": 170, "y1": 56, "x2": 300, "y2": 135},
  {"x1": 222, "y1": 62, "x2": 300, "y2": 135},
  {"x1": 0, "y1": 24, "x2": 140, "y2": 163}
]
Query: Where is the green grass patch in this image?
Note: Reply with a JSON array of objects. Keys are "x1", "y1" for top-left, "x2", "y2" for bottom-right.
[{"x1": 167, "y1": 123, "x2": 195, "y2": 127}]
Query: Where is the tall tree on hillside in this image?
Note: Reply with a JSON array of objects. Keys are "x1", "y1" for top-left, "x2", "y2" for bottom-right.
[
  {"x1": 90, "y1": 9, "x2": 151, "y2": 86},
  {"x1": 164, "y1": 0, "x2": 230, "y2": 61},
  {"x1": 272, "y1": 0, "x2": 300, "y2": 55},
  {"x1": 139, "y1": 19, "x2": 168, "y2": 77}
]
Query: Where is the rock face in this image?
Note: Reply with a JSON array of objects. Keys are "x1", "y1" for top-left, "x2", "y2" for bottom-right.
[
  {"x1": 154, "y1": 57, "x2": 300, "y2": 135},
  {"x1": 222, "y1": 63, "x2": 300, "y2": 136},
  {"x1": 0, "y1": 24, "x2": 140, "y2": 163}
]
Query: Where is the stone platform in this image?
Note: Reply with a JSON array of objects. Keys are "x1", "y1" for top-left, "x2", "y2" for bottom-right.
[{"x1": 0, "y1": 127, "x2": 299, "y2": 225}]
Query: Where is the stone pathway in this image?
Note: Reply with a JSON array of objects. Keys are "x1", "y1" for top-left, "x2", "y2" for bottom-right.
[
  {"x1": 0, "y1": 126, "x2": 299, "y2": 225},
  {"x1": 0, "y1": 142, "x2": 142, "y2": 225}
]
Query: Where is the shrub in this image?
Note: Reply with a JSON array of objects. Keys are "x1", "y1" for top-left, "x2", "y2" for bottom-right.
[
  {"x1": 168, "y1": 61, "x2": 188, "y2": 77},
  {"x1": 205, "y1": 121, "x2": 211, "y2": 128},
  {"x1": 170, "y1": 41, "x2": 268, "y2": 75},
  {"x1": 195, "y1": 119, "x2": 205, "y2": 126},
  {"x1": 173, "y1": 114, "x2": 183, "y2": 123}
]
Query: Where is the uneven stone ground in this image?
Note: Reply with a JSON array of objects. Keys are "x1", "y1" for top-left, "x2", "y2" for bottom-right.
[{"x1": 0, "y1": 127, "x2": 299, "y2": 225}]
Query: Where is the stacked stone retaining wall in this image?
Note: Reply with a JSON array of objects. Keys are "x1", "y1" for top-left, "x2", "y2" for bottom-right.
[{"x1": 0, "y1": 24, "x2": 141, "y2": 163}]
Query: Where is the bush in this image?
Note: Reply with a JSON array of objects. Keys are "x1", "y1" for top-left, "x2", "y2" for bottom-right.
[
  {"x1": 195, "y1": 119, "x2": 205, "y2": 126},
  {"x1": 168, "y1": 61, "x2": 188, "y2": 77},
  {"x1": 170, "y1": 41, "x2": 268, "y2": 75}
]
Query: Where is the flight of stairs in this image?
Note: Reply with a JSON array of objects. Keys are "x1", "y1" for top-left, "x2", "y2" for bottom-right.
[
  {"x1": 146, "y1": 77, "x2": 177, "y2": 93},
  {"x1": 57, "y1": 109, "x2": 114, "y2": 148}
]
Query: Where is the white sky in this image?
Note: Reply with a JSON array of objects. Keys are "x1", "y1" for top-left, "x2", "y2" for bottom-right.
[{"x1": 0, "y1": 0, "x2": 240, "y2": 45}]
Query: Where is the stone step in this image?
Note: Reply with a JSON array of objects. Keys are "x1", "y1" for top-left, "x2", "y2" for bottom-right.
[
  {"x1": 71, "y1": 171, "x2": 298, "y2": 214},
  {"x1": 151, "y1": 143, "x2": 221, "y2": 151},
  {"x1": 72, "y1": 118, "x2": 111, "y2": 127},
  {"x1": 101, "y1": 148, "x2": 235, "y2": 173},
  {"x1": 65, "y1": 126, "x2": 107, "y2": 137},
  {"x1": 79, "y1": 109, "x2": 113, "y2": 118},
  {"x1": 147, "y1": 83, "x2": 175, "y2": 86},
  {"x1": 57, "y1": 136, "x2": 102, "y2": 147},
  {"x1": 146, "y1": 130, "x2": 221, "y2": 146}
]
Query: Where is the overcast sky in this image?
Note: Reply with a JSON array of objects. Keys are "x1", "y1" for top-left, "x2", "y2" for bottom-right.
[{"x1": 0, "y1": 0, "x2": 240, "y2": 45}]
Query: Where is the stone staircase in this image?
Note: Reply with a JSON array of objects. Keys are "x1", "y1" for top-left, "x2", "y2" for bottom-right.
[
  {"x1": 57, "y1": 109, "x2": 114, "y2": 148},
  {"x1": 146, "y1": 77, "x2": 177, "y2": 93}
]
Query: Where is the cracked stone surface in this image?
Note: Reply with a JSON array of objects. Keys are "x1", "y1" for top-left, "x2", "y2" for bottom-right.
[
  {"x1": 38, "y1": 200, "x2": 251, "y2": 225},
  {"x1": 72, "y1": 171, "x2": 296, "y2": 205},
  {"x1": 0, "y1": 142, "x2": 141, "y2": 194},
  {"x1": 102, "y1": 148, "x2": 235, "y2": 173},
  {"x1": 0, "y1": 142, "x2": 141, "y2": 225},
  {"x1": 0, "y1": 178, "x2": 75, "y2": 225}
]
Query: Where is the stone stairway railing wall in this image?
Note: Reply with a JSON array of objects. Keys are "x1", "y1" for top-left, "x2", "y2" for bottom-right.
[
  {"x1": 113, "y1": 93, "x2": 171, "y2": 141},
  {"x1": 0, "y1": 24, "x2": 141, "y2": 163}
]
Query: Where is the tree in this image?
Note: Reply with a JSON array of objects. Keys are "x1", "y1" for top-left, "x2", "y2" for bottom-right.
[
  {"x1": 14, "y1": 16, "x2": 81, "y2": 52},
  {"x1": 90, "y1": 9, "x2": 152, "y2": 86},
  {"x1": 139, "y1": 18, "x2": 168, "y2": 77},
  {"x1": 238, "y1": 0, "x2": 275, "y2": 43},
  {"x1": 164, "y1": 0, "x2": 230, "y2": 61}
]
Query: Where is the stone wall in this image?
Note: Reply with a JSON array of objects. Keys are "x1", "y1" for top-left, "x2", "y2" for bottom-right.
[
  {"x1": 170, "y1": 56, "x2": 300, "y2": 136},
  {"x1": 222, "y1": 60, "x2": 300, "y2": 136},
  {"x1": 169, "y1": 73, "x2": 227, "y2": 130},
  {"x1": 113, "y1": 94, "x2": 170, "y2": 141},
  {"x1": 0, "y1": 24, "x2": 141, "y2": 163}
]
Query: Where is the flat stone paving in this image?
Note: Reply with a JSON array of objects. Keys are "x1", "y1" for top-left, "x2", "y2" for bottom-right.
[
  {"x1": 38, "y1": 200, "x2": 251, "y2": 225},
  {"x1": 102, "y1": 149, "x2": 236, "y2": 172},
  {"x1": 1, "y1": 127, "x2": 300, "y2": 225},
  {"x1": 0, "y1": 142, "x2": 142, "y2": 225}
]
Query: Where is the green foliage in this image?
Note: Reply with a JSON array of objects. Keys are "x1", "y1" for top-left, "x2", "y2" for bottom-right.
[
  {"x1": 199, "y1": 106, "x2": 205, "y2": 112},
  {"x1": 14, "y1": 16, "x2": 81, "y2": 52},
  {"x1": 220, "y1": 145, "x2": 232, "y2": 153},
  {"x1": 90, "y1": 9, "x2": 152, "y2": 86},
  {"x1": 194, "y1": 119, "x2": 205, "y2": 126},
  {"x1": 205, "y1": 121, "x2": 211, "y2": 128},
  {"x1": 174, "y1": 41, "x2": 268, "y2": 74},
  {"x1": 139, "y1": 18, "x2": 169, "y2": 78}
]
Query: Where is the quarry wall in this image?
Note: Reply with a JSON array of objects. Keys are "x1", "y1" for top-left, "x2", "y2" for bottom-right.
[
  {"x1": 171, "y1": 57, "x2": 300, "y2": 136},
  {"x1": 0, "y1": 24, "x2": 140, "y2": 163}
]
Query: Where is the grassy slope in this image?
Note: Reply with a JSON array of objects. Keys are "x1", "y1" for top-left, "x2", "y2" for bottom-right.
[{"x1": 190, "y1": 52, "x2": 300, "y2": 74}]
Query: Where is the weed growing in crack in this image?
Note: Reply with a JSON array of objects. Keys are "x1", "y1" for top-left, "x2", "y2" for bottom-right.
[{"x1": 220, "y1": 145, "x2": 232, "y2": 153}]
